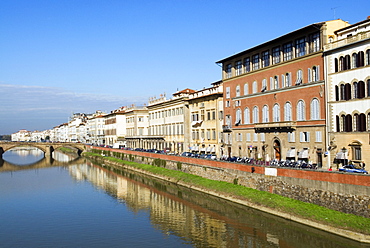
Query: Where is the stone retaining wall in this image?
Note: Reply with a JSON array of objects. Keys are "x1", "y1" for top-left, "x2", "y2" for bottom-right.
[{"x1": 89, "y1": 146, "x2": 370, "y2": 218}]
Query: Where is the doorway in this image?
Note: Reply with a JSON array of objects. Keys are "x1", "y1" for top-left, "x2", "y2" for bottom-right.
[{"x1": 273, "y1": 140, "x2": 281, "y2": 160}]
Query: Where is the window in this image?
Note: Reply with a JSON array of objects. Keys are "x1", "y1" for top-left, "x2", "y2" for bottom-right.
[
  {"x1": 281, "y1": 74, "x2": 285, "y2": 87},
  {"x1": 352, "y1": 53, "x2": 358, "y2": 68},
  {"x1": 262, "y1": 105, "x2": 269, "y2": 123},
  {"x1": 274, "y1": 76, "x2": 279, "y2": 89},
  {"x1": 244, "y1": 83, "x2": 249, "y2": 95},
  {"x1": 261, "y1": 79, "x2": 267, "y2": 92},
  {"x1": 246, "y1": 133, "x2": 251, "y2": 141},
  {"x1": 262, "y1": 50, "x2": 270, "y2": 67},
  {"x1": 295, "y1": 37, "x2": 306, "y2": 57},
  {"x1": 273, "y1": 104, "x2": 280, "y2": 122},
  {"x1": 353, "y1": 146, "x2": 362, "y2": 160},
  {"x1": 225, "y1": 87, "x2": 230, "y2": 98},
  {"x1": 310, "y1": 98, "x2": 319, "y2": 120},
  {"x1": 367, "y1": 49, "x2": 370, "y2": 66},
  {"x1": 296, "y1": 69, "x2": 302, "y2": 85},
  {"x1": 354, "y1": 81, "x2": 365, "y2": 99},
  {"x1": 272, "y1": 46, "x2": 280, "y2": 64},
  {"x1": 300, "y1": 132, "x2": 310, "y2": 142},
  {"x1": 309, "y1": 33, "x2": 320, "y2": 53},
  {"x1": 288, "y1": 132, "x2": 295, "y2": 142},
  {"x1": 226, "y1": 64, "x2": 232, "y2": 78},
  {"x1": 236, "y1": 85, "x2": 240, "y2": 97},
  {"x1": 368, "y1": 79, "x2": 370, "y2": 97},
  {"x1": 285, "y1": 73, "x2": 291, "y2": 87},
  {"x1": 297, "y1": 100, "x2": 305, "y2": 121},
  {"x1": 252, "y1": 54, "x2": 259, "y2": 70},
  {"x1": 284, "y1": 102, "x2": 292, "y2": 121},
  {"x1": 260, "y1": 133, "x2": 265, "y2": 142},
  {"x1": 244, "y1": 108, "x2": 250, "y2": 124},
  {"x1": 315, "y1": 131, "x2": 322, "y2": 142},
  {"x1": 244, "y1": 57, "x2": 250, "y2": 73},
  {"x1": 235, "y1": 60, "x2": 242, "y2": 76},
  {"x1": 252, "y1": 81, "x2": 257, "y2": 93},
  {"x1": 312, "y1": 66, "x2": 319, "y2": 81},
  {"x1": 253, "y1": 133, "x2": 258, "y2": 142},
  {"x1": 283, "y1": 42, "x2": 293, "y2": 61},
  {"x1": 253, "y1": 106, "x2": 259, "y2": 123},
  {"x1": 235, "y1": 109, "x2": 242, "y2": 125}
]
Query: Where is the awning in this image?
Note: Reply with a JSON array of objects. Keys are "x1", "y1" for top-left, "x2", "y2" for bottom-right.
[
  {"x1": 298, "y1": 149, "x2": 309, "y2": 159},
  {"x1": 206, "y1": 146, "x2": 211, "y2": 152},
  {"x1": 193, "y1": 146, "x2": 199, "y2": 151},
  {"x1": 211, "y1": 147, "x2": 215, "y2": 153},
  {"x1": 286, "y1": 149, "x2": 296, "y2": 158},
  {"x1": 191, "y1": 120, "x2": 203, "y2": 127},
  {"x1": 200, "y1": 147, "x2": 206, "y2": 152},
  {"x1": 335, "y1": 151, "x2": 348, "y2": 159}
]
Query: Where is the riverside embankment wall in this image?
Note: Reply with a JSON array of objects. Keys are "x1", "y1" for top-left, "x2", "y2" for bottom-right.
[{"x1": 88, "y1": 146, "x2": 370, "y2": 218}]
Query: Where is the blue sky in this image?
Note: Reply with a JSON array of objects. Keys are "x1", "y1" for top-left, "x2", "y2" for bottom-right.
[{"x1": 1, "y1": 0, "x2": 369, "y2": 134}]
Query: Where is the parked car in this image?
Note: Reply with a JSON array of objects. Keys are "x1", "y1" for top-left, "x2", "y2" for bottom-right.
[{"x1": 339, "y1": 164, "x2": 368, "y2": 174}]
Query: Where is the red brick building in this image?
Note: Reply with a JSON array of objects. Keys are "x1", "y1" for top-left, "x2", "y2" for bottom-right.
[{"x1": 216, "y1": 20, "x2": 348, "y2": 168}]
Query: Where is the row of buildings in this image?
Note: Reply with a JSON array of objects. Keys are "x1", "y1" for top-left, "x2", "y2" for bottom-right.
[{"x1": 12, "y1": 17, "x2": 370, "y2": 169}]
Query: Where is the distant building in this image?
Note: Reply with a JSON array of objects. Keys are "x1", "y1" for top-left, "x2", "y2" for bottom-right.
[{"x1": 188, "y1": 81, "x2": 224, "y2": 157}]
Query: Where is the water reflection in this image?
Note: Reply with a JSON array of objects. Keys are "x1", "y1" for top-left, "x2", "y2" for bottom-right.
[
  {"x1": 2, "y1": 147, "x2": 44, "y2": 165},
  {"x1": 71, "y1": 160, "x2": 366, "y2": 248},
  {"x1": 0, "y1": 149, "x2": 83, "y2": 172}
]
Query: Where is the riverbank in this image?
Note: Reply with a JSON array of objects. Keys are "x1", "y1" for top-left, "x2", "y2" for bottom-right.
[{"x1": 83, "y1": 152, "x2": 370, "y2": 243}]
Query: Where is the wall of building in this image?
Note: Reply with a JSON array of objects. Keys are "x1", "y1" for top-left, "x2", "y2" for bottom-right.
[{"x1": 89, "y1": 146, "x2": 370, "y2": 218}]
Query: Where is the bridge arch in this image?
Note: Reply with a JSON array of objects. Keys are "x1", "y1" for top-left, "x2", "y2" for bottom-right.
[{"x1": 0, "y1": 142, "x2": 85, "y2": 157}]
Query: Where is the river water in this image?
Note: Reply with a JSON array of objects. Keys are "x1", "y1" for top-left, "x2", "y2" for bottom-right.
[{"x1": 0, "y1": 147, "x2": 367, "y2": 248}]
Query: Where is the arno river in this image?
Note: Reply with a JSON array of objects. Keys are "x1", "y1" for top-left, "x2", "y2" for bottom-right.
[{"x1": 0, "y1": 148, "x2": 367, "y2": 248}]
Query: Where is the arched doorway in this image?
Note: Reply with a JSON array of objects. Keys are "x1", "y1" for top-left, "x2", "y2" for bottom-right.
[{"x1": 273, "y1": 140, "x2": 281, "y2": 161}]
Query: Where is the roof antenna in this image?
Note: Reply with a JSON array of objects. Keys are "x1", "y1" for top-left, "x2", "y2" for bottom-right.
[{"x1": 331, "y1": 7, "x2": 339, "y2": 19}]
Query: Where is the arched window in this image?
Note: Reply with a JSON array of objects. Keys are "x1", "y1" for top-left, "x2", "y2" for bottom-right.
[
  {"x1": 273, "y1": 104, "x2": 280, "y2": 122},
  {"x1": 340, "y1": 114, "x2": 345, "y2": 131},
  {"x1": 358, "y1": 81, "x2": 365, "y2": 98},
  {"x1": 261, "y1": 79, "x2": 267, "y2": 92},
  {"x1": 345, "y1": 55, "x2": 351, "y2": 70},
  {"x1": 274, "y1": 76, "x2": 279, "y2": 89},
  {"x1": 296, "y1": 69, "x2": 303, "y2": 85},
  {"x1": 353, "y1": 82, "x2": 359, "y2": 98},
  {"x1": 358, "y1": 51, "x2": 364, "y2": 67},
  {"x1": 244, "y1": 83, "x2": 249, "y2": 95},
  {"x1": 368, "y1": 79, "x2": 370, "y2": 97},
  {"x1": 284, "y1": 102, "x2": 292, "y2": 121},
  {"x1": 339, "y1": 56, "x2": 344, "y2": 71},
  {"x1": 340, "y1": 84, "x2": 345, "y2": 100},
  {"x1": 358, "y1": 113, "x2": 366, "y2": 132},
  {"x1": 285, "y1": 73, "x2": 291, "y2": 87},
  {"x1": 334, "y1": 58, "x2": 338, "y2": 72},
  {"x1": 345, "y1": 114, "x2": 352, "y2": 132},
  {"x1": 352, "y1": 53, "x2": 358, "y2": 68},
  {"x1": 236, "y1": 85, "x2": 240, "y2": 97},
  {"x1": 336, "y1": 115, "x2": 340, "y2": 132},
  {"x1": 297, "y1": 100, "x2": 305, "y2": 121},
  {"x1": 281, "y1": 74, "x2": 285, "y2": 87},
  {"x1": 366, "y1": 49, "x2": 370, "y2": 66},
  {"x1": 345, "y1": 83, "x2": 351, "y2": 100},
  {"x1": 335, "y1": 85, "x2": 339, "y2": 101},
  {"x1": 253, "y1": 106, "x2": 259, "y2": 123},
  {"x1": 312, "y1": 66, "x2": 319, "y2": 81},
  {"x1": 244, "y1": 108, "x2": 250, "y2": 124},
  {"x1": 235, "y1": 108, "x2": 242, "y2": 125},
  {"x1": 262, "y1": 105, "x2": 269, "y2": 123},
  {"x1": 310, "y1": 98, "x2": 319, "y2": 120},
  {"x1": 252, "y1": 81, "x2": 257, "y2": 93}
]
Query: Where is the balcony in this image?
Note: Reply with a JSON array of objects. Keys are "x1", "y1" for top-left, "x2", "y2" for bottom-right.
[{"x1": 254, "y1": 121, "x2": 296, "y2": 133}]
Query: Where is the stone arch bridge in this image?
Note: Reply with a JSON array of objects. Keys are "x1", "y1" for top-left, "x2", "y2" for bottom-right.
[{"x1": 0, "y1": 142, "x2": 86, "y2": 158}]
